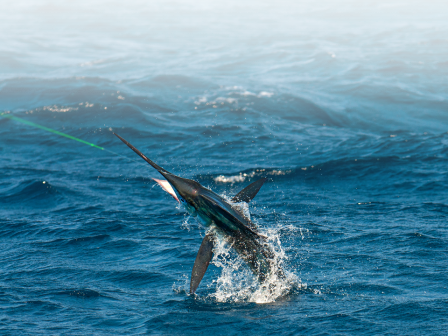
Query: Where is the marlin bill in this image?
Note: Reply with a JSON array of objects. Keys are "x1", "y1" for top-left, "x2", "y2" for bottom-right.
[{"x1": 114, "y1": 133, "x2": 284, "y2": 294}]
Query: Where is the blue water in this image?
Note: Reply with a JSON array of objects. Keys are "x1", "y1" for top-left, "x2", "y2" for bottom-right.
[{"x1": 1, "y1": 0, "x2": 448, "y2": 334}]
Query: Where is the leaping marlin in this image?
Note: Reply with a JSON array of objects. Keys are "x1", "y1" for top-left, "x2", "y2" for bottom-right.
[{"x1": 114, "y1": 133, "x2": 283, "y2": 294}]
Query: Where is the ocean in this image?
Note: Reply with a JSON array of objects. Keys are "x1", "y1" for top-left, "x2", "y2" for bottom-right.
[{"x1": 1, "y1": 0, "x2": 448, "y2": 334}]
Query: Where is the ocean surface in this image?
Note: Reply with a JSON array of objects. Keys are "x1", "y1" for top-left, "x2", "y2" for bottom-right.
[{"x1": 1, "y1": 0, "x2": 448, "y2": 334}]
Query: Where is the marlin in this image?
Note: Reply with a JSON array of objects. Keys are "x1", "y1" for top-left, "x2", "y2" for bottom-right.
[{"x1": 114, "y1": 133, "x2": 283, "y2": 294}]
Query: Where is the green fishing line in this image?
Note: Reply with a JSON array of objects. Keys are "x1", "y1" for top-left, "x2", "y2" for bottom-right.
[
  {"x1": 1, "y1": 112, "x2": 104, "y2": 150},
  {"x1": 0, "y1": 111, "x2": 147, "y2": 167}
]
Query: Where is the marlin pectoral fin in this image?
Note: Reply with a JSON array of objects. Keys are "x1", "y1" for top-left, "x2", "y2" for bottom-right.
[
  {"x1": 231, "y1": 177, "x2": 267, "y2": 203},
  {"x1": 190, "y1": 233, "x2": 214, "y2": 294},
  {"x1": 152, "y1": 178, "x2": 179, "y2": 202}
]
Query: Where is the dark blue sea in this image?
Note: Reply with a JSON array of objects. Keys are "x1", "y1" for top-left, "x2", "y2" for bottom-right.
[{"x1": 1, "y1": 1, "x2": 448, "y2": 334}]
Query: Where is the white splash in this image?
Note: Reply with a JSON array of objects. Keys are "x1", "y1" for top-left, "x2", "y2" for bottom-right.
[
  {"x1": 181, "y1": 215, "x2": 192, "y2": 231},
  {"x1": 207, "y1": 225, "x2": 299, "y2": 304},
  {"x1": 170, "y1": 191, "x2": 302, "y2": 303},
  {"x1": 229, "y1": 201, "x2": 251, "y2": 221},
  {"x1": 200, "y1": 197, "x2": 301, "y2": 304}
]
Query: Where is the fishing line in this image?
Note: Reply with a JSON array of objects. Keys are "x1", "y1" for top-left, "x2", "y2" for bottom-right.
[
  {"x1": 2, "y1": 113, "x2": 104, "y2": 149},
  {"x1": 0, "y1": 111, "x2": 145, "y2": 167}
]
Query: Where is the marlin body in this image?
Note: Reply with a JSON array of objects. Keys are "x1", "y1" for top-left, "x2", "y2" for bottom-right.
[{"x1": 114, "y1": 133, "x2": 283, "y2": 294}]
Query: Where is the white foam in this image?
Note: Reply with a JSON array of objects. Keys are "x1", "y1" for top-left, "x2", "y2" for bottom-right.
[
  {"x1": 42, "y1": 105, "x2": 79, "y2": 113},
  {"x1": 214, "y1": 169, "x2": 291, "y2": 184},
  {"x1": 258, "y1": 91, "x2": 274, "y2": 98},
  {"x1": 214, "y1": 174, "x2": 247, "y2": 183},
  {"x1": 240, "y1": 91, "x2": 256, "y2": 97}
]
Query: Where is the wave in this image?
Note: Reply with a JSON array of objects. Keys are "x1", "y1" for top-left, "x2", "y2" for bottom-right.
[
  {"x1": 1, "y1": 180, "x2": 65, "y2": 206},
  {"x1": 198, "y1": 153, "x2": 448, "y2": 187},
  {"x1": 3, "y1": 74, "x2": 448, "y2": 134},
  {"x1": 58, "y1": 289, "x2": 102, "y2": 298}
]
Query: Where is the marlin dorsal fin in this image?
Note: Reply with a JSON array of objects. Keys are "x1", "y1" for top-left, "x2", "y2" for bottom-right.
[{"x1": 231, "y1": 177, "x2": 267, "y2": 203}]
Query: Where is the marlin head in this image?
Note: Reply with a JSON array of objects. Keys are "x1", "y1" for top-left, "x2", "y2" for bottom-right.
[
  {"x1": 157, "y1": 173, "x2": 203, "y2": 218},
  {"x1": 113, "y1": 132, "x2": 201, "y2": 216}
]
